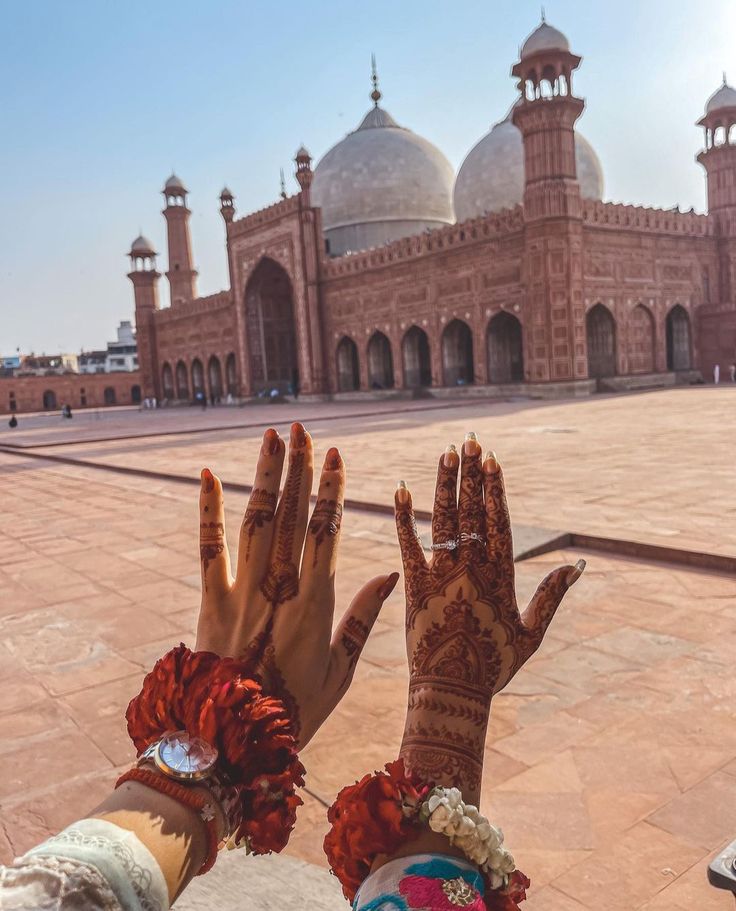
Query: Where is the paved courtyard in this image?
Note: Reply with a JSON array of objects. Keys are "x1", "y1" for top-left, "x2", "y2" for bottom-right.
[{"x1": 1, "y1": 387, "x2": 735, "y2": 910}]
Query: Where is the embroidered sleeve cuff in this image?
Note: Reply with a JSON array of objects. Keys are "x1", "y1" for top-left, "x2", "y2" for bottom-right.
[{"x1": 354, "y1": 853, "x2": 484, "y2": 911}]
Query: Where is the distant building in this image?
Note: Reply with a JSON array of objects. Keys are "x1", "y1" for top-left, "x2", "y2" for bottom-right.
[
  {"x1": 105, "y1": 320, "x2": 138, "y2": 373},
  {"x1": 17, "y1": 353, "x2": 79, "y2": 376},
  {"x1": 78, "y1": 350, "x2": 108, "y2": 374}
]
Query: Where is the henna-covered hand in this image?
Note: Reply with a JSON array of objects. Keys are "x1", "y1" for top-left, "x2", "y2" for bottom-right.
[
  {"x1": 195, "y1": 423, "x2": 399, "y2": 748},
  {"x1": 395, "y1": 435, "x2": 584, "y2": 803}
]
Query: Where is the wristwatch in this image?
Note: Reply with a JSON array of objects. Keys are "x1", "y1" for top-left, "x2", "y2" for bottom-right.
[{"x1": 139, "y1": 730, "x2": 219, "y2": 782}]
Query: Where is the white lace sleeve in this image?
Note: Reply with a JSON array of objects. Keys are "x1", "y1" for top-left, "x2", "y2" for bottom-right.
[{"x1": 0, "y1": 818, "x2": 169, "y2": 911}]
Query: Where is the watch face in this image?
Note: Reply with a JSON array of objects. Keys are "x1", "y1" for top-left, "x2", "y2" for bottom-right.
[{"x1": 155, "y1": 731, "x2": 218, "y2": 781}]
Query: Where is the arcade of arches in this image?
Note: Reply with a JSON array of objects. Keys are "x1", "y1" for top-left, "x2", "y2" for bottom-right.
[{"x1": 160, "y1": 353, "x2": 238, "y2": 403}]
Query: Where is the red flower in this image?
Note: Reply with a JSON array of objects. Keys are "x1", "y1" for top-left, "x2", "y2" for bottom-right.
[
  {"x1": 323, "y1": 759, "x2": 429, "y2": 901},
  {"x1": 126, "y1": 644, "x2": 304, "y2": 855}
]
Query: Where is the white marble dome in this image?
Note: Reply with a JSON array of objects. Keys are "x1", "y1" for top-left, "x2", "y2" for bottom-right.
[
  {"x1": 130, "y1": 234, "x2": 156, "y2": 256},
  {"x1": 521, "y1": 21, "x2": 570, "y2": 58},
  {"x1": 312, "y1": 102, "x2": 455, "y2": 256},
  {"x1": 706, "y1": 80, "x2": 736, "y2": 114},
  {"x1": 453, "y1": 114, "x2": 604, "y2": 221}
]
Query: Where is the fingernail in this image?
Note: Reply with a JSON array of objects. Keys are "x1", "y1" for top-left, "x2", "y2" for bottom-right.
[
  {"x1": 291, "y1": 422, "x2": 307, "y2": 448},
  {"x1": 377, "y1": 571, "x2": 400, "y2": 600},
  {"x1": 443, "y1": 444, "x2": 458, "y2": 468},
  {"x1": 262, "y1": 428, "x2": 280, "y2": 456},
  {"x1": 396, "y1": 479, "x2": 409, "y2": 504},
  {"x1": 325, "y1": 447, "x2": 341, "y2": 470},
  {"x1": 567, "y1": 558, "x2": 586, "y2": 585},
  {"x1": 201, "y1": 467, "x2": 215, "y2": 494},
  {"x1": 483, "y1": 450, "x2": 499, "y2": 471},
  {"x1": 464, "y1": 431, "x2": 480, "y2": 457}
]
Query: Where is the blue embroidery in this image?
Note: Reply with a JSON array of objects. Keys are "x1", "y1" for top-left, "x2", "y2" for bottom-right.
[
  {"x1": 355, "y1": 895, "x2": 408, "y2": 911},
  {"x1": 404, "y1": 859, "x2": 484, "y2": 893}
]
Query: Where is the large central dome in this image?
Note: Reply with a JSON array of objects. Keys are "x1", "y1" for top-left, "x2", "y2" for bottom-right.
[{"x1": 311, "y1": 83, "x2": 454, "y2": 256}]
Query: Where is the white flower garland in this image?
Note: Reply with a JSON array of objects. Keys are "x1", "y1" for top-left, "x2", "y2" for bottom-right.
[{"x1": 418, "y1": 787, "x2": 515, "y2": 890}]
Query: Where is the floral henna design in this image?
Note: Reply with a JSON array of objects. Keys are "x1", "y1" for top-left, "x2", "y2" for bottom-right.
[
  {"x1": 308, "y1": 498, "x2": 343, "y2": 566},
  {"x1": 239, "y1": 625, "x2": 302, "y2": 736},
  {"x1": 241, "y1": 488, "x2": 277, "y2": 561},
  {"x1": 397, "y1": 442, "x2": 584, "y2": 800},
  {"x1": 260, "y1": 451, "x2": 304, "y2": 606},
  {"x1": 200, "y1": 521, "x2": 224, "y2": 590}
]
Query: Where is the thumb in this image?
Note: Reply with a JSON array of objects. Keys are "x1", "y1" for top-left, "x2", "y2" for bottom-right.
[
  {"x1": 520, "y1": 559, "x2": 585, "y2": 641},
  {"x1": 326, "y1": 572, "x2": 400, "y2": 698}
]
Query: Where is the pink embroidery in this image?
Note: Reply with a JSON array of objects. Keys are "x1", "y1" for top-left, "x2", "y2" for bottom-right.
[{"x1": 399, "y1": 874, "x2": 485, "y2": 911}]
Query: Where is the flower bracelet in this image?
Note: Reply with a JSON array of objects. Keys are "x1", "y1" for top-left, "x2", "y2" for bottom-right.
[
  {"x1": 323, "y1": 760, "x2": 528, "y2": 910},
  {"x1": 118, "y1": 644, "x2": 305, "y2": 874}
]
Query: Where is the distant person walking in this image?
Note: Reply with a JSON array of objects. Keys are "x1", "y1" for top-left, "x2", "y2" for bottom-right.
[
  {"x1": 714, "y1": 364, "x2": 720, "y2": 384},
  {"x1": 8, "y1": 414, "x2": 17, "y2": 428}
]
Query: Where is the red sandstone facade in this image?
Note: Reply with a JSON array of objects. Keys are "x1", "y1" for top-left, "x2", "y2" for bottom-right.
[{"x1": 124, "y1": 36, "x2": 736, "y2": 403}]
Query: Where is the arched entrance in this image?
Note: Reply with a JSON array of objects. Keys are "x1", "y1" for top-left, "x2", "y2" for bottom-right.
[
  {"x1": 191, "y1": 359, "x2": 205, "y2": 398},
  {"x1": 367, "y1": 331, "x2": 394, "y2": 389},
  {"x1": 666, "y1": 305, "x2": 691, "y2": 371},
  {"x1": 629, "y1": 305, "x2": 655, "y2": 374},
  {"x1": 104, "y1": 387, "x2": 116, "y2": 405},
  {"x1": 487, "y1": 312, "x2": 524, "y2": 383},
  {"x1": 336, "y1": 337, "x2": 360, "y2": 391},
  {"x1": 225, "y1": 353, "x2": 238, "y2": 396},
  {"x1": 176, "y1": 361, "x2": 189, "y2": 400},
  {"x1": 42, "y1": 389, "x2": 57, "y2": 410},
  {"x1": 162, "y1": 363, "x2": 174, "y2": 399},
  {"x1": 402, "y1": 326, "x2": 432, "y2": 388},
  {"x1": 245, "y1": 258, "x2": 298, "y2": 395},
  {"x1": 208, "y1": 356, "x2": 223, "y2": 401},
  {"x1": 586, "y1": 304, "x2": 617, "y2": 379},
  {"x1": 442, "y1": 319, "x2": 474, "y2": 386},
  {"x1": 131, "y1": 385, "x2": 142, "y2": 404}
]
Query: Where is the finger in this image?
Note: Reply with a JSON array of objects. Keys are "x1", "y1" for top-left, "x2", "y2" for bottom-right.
[
  {"x1": 261, "y1": 422, "x2": 314, "y2": 606},
  {"x1": 199, "y1": 468, "x2": 232, "y2": 596},
  {"x1": 326, "y1": 572, "x2": 399, "y2": 701},
  {"x1": 483, "y1": 452, "x2": 513, "y2": 570},
  {"x1": 236, "y1": 428, "x2": 284, "y2": 584},
  {"x1": 520, "y1": 560, "x2": 586, "y2": 646},
  {"x1": 458, "y1": 432, "x2": 487, "y2": 559},
  {"x1": 431, "y1": 446, "x2": 459, "y2": 559},
  {"x1": 395, "y1": 481, "x2": 428, "y2": 573},
  {"x1": 302, "y1": 447, "x2": 345, "y2": 601}
]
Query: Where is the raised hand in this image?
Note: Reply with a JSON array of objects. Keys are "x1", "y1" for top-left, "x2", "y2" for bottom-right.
[
  {"x1": 196, "y1": 422, "x2": 398, "y2": 748},
  {"x1": 394, "y1": 434, "x2": 584, "y2": 803}
]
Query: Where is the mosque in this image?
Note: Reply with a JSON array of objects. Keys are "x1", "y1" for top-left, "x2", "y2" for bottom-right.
[{"x1": 128, "y1": 18, "x2": 736, "y2": 403}]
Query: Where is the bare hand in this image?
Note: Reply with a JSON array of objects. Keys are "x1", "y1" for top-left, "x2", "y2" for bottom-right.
[
  {"x1": 196, "y1": 422, "x2": 398, "y2": 748},
  {"x1": 394, "y1": 434, "x2": 584, "y2": 802}
]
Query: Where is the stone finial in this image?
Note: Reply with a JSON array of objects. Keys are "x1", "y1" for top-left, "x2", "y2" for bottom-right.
[{"x1": 370, "y1": 53, "x2": 382, "y2": 107}]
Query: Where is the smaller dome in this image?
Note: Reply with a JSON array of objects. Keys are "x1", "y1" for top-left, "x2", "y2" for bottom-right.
[
  {"x1": 220, "y1": 186, "x2": 234, "y2": 199},
  {"x1": 164, "y1": 173, "x2": 187, "y2": 193},
  {"x1": 295, "y1": 145, "x2": 311, "y2": 161},
  {"x1": 521, "y1": 21, "x2": 570, "y2": 58},
  {"x1": 706, "y1": 80, "x2": 736, "y2": 114},
  {"x1": 130, "y1": 234, "x2": 156, "y2": 256}
]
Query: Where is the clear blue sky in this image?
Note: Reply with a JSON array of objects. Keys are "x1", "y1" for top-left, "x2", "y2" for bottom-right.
[{"x1": 1, "y1": 0, "x2": 733, "y2": 355}]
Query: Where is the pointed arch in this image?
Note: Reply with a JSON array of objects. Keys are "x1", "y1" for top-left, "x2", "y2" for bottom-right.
[
  {"x1": 104, "y1": 387, "x2": 116, "y2": 405},
  {"x1": 402, "y1": 325, "x2": 432, "y2": 388},
  {"x1": 245, "y1": 257, "x2": 297, "y2": 394},
  {"x1": 367, "y1": 331, "x2": 394, "y2": 389},
  {"x1": 628, "y1": 304, "x2": 655, "y2": 374},
  {"x1": 161, "y1": 362, "x2": 174, "y2": 399},
  {"x1": 191, "y1": 358, "x2": 205, "y2": 397},
  {"x1": 586, "y1": 303, "x2": 617, "y2": 378},
  {"x1": 487, "y1": 312, "x2": 524, "y2": 383},
  {"x1": 42, "y1": 389, "x2": 57, "y2": 410},
  {"x1": 666, "y1": 304, "x2": 692, "y2": 371},
  {"x1": 442, "y1": 319, "x2": 474, "y2": 386},
  {"x1": 225, "y1": 353, "x2": 239, "y2": 396},
  {"x1": 336, "y1": 336, "x2": 360, "y2": 392},
  {"x1": 208, "y1": 355, "x2": 223, "y2": 400},
  {"x1": 175, "y1": 361, "x2": 189, "y2": 399}
]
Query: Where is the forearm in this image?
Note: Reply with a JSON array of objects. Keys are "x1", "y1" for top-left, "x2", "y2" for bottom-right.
[{"x1": 90, "y1": 777, "x2": 225, "y2": 903}]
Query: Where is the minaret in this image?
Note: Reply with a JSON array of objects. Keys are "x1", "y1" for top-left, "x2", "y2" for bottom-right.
[
  {"x1": 511, "y1": 18, "x2": 588, "y2": 383},
  {"x1": 295, "y1": 146, "x2": 313, "y2": 204},
  {"x1": 127, "y1": 235, "x2": 161, "y2": 399},
  {"x1": 162, "y1": 174, "x2": 198, "y2": 305},
  {"x1": 697, "y1": 77, "x2": 736, "y2": 303},
  {"x1": 219, "y1": 186, "x2": 235, "y2": 225}
]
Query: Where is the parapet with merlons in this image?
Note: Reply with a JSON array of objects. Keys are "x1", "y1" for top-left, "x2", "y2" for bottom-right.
[{"x1": 582, "y1": 199, "x2": 713, "y2": 237}]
